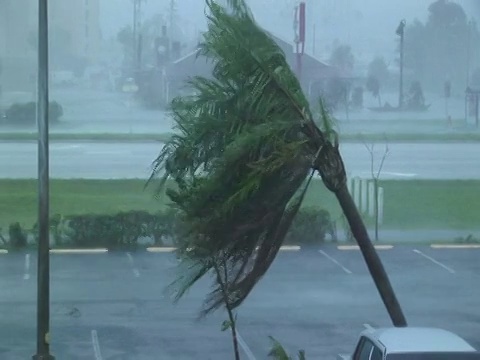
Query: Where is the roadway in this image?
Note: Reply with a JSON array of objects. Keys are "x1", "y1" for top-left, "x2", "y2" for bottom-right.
[
  {"x1": 0, "y1": 141, "x2": 479, "y2": 179},
  {"x1": 1, "y1": 245, "x2": 479, "y2": 359}
]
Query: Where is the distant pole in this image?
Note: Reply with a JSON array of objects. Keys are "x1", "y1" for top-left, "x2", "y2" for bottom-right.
[
  {"x1": 132, "y1": 0, "x2": 137, "y2": 69},
  {"x1": 467, "y1": 20, "x2": 472, "y2": 89},
  {"x1": 312, "y1": 23, "x2": 316, "y2": 56},
  {"x1": 132, "y1": 0, "x2": 142, "y2": 71},
  {"x1": 294, "y1": 2, "x2": 306, "y2": 81},
  {"x1": 33, "y1": 0, "x2": 54, "y2": 359},
  {"x1": 396, "y1": 20, "x2": 406, "y2": 110}
]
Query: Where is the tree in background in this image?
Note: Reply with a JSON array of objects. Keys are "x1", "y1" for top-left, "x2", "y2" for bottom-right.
[
  {"x1": 150, "y1": 0, "x2": 407, "y2": 328},
  {"x1": 326, "y1": 44, "x2": 355, "y2": 114},
  {"x1": 404, "y1": 0, "x2": 480, "y2": 92},
  {"x1": 351, "y1": 86, "x2": 364, "y2": 109},
  {"x1": 329, "y1": 44, "x2": 355, "y2": 75},
  {"x1": 366, "y1": 57, "x2": 389, "y2": 107},
  {"x1": 470, "y1": 67, "x2": 480, "y2": 88}
]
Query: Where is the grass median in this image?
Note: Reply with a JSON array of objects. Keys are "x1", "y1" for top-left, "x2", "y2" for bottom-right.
[
  {"x1": 0, "y1": 179, "x2": 479, "y2": 232},
  {"x1": 1, "y1": 132, "x2": 480, "y2": 143}
]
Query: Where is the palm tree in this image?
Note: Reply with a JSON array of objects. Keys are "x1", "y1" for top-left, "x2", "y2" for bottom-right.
[{"x1": 150, "y1": 0, "x2": 407, "y2": 327}]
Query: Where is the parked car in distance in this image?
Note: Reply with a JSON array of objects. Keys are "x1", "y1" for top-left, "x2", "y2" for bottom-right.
[{"x1": 339, "y1": 327, "x2": 480, "y2": 360}]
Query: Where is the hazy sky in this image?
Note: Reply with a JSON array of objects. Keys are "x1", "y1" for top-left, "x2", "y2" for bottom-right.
[{"x1": 100, "y1": 0, "x2": 479, "y2": 64}]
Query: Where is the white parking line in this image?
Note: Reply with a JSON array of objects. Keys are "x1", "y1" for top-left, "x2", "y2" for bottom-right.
[
  {"x1": 126, "y1": 252, "x2": 140, "y2": 277},
  {"x1": 23, "y1": 254, "x2": 30, "y2": 280},
  {"x1": 91, "y1": 330, "x2": 104, "y2": 360},
  {"x1": 0, "y1": 249, "x2": 8, "y2": 254},
  {"x1": 413, "y1": 249, "x2": 455, "y2": 274},
  {"x1": 319, "y1": 250, "x2": 352, "y2": 274},
  {"x1": 237, "y1": 330, "x2": 257, "y2": 360}
]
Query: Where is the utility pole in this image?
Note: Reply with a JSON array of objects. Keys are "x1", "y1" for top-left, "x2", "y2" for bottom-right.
[
  {"x1": 132, "y1": 0, "x2": 143, "y2": 71},
  {"x1": 294, "y1": 2, "x2": 306, "y2": 81},
  {"x1": 169, "y1": 0, "x2": 176, "y2": 35},
  {"x1": 396, "y1": 19, "x2": 406, "y2": 110},
  {"x1": 467, "y1": 20, "x2": 472, "y2": 89},
  {"x1": 33, "y1": 1, "x2": 54, "y2": 358}
]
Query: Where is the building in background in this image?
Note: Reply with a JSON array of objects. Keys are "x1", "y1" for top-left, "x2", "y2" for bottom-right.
[
  {"x1": 0, "y1": 0, "x2": 102, "y2": 103},
  {"x1": 0, "y1": 0, "x2": 37, "y2": 99},
  {"x1": 48, "y1": 0, "x2": 102, "y2": 68}
]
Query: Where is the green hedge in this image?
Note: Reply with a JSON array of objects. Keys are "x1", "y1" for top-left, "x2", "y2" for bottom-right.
[
  {"x1": 3, "y1": 208, "x2": 333, "y2": 250},
  {"x1": 4, "y1": 101, "x2": 63, "y2": 125}
]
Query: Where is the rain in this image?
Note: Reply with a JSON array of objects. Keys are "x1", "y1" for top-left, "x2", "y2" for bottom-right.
[{"x1": 0, "y1": 0, "x2": 479, "y2": 358}]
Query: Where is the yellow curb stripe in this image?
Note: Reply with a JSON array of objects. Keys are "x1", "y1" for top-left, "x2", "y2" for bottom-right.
[
  {"x1": 279, "y1": 245, "x2": 301, "y2": 251},
  {"x1": 147, "y1": 246, "x2": 302, "y2": 253},
  {"x1": 49, "y1": 249, "x2": 108, "y2": 254},
  {"x1": 147, "y1": 247, "x2": 177, "y2": 253},
  {"x1": 431, "y1": 244, "x2": 480, "y2": 249},
  {"x1": 337, "y1": 245, "x2": 394, "y2": 250}
]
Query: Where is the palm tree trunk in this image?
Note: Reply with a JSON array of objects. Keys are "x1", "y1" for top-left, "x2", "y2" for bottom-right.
[
  {"x1": 226, "y1": 305, "x2": 241, "y2": 360},
  {"x1": 335, "y1": 184, "x2": 407, "y2": 327}
]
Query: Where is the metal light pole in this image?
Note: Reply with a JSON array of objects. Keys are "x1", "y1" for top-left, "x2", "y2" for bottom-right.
[
  {"x1": 33, "y1": 0, "x2": 54, "y2": 359},
  {"x1": 294, "y1": 2, "x2": 306, "y2": 81},
  {"x1": 132, "y1": 0, "x2": 143, "y2": 71},
  {"x1": 396, "y1": 19, "x2": 406, "y2": 110},
  {"x1": 466, "y1": 20, "x2": 472, "y2": 89}
]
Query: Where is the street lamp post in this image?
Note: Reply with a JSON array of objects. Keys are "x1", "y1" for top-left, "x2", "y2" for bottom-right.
[
  {"x1": 396, "y1": 19, "x2": 406, "y2": 110},
  {"x1": 33, "y1": 0, "x2": 54, "y2": 359},
  {"x1": 132, "y1": 0, "x2": 144, "y2": 71}
]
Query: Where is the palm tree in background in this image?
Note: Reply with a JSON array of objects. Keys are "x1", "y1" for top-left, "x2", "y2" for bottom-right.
[{"x1": 149, "y1": 0, "x2": 407, "y2": 327}]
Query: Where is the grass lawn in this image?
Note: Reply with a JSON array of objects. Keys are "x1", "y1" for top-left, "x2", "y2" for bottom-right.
[
  {"x1": 0, "y1": 179, "x2": 479, "y2": 231},
  {"x1": 0, "y1": 179, "x2": 167, "y2": 229}
]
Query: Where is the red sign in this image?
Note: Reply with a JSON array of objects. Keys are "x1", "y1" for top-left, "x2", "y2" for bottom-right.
[{"x1": 299, "y1": 2, "x2": 306, "y2": 43}]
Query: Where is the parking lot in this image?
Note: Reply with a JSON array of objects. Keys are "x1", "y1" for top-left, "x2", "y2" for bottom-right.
[{"x1": 0, "y1": 245, "x2": 479, "y2": 359}]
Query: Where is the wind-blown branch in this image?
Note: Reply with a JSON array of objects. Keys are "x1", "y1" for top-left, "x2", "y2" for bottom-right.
[{"x1": 150, "y1": 0, "x2": 407, "y2": 327}]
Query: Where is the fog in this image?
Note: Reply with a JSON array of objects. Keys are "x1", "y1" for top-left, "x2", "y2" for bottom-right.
[{"x1": 101, "y1": 0, "x2": 479, "y2": 58}]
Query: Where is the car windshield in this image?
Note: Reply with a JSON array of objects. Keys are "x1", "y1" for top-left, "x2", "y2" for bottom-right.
[{"x1": 387, "y1": 353, "x2": 480, "y2": 360}]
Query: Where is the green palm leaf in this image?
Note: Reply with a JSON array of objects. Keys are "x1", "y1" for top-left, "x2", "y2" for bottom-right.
[
  {"x1": 148, "y1": 0, "x2": 407, "y2": 329},
  {"x1": 149, "y1": 0, "x2": 331, "y2": 314}
]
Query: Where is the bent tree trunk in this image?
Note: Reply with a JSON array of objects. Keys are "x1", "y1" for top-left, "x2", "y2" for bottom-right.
[
  {"x1": 314, "y1": 141, "x2": 407, "y2": 327},
  {"x1": 335, "y1": 185, "x2": 407, "y2": 327}
]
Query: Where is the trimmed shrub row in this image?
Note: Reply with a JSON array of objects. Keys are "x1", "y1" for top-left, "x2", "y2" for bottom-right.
[
  {"x1": 3, "y1": 101, "x2": 63, "y2": 125},
  {"x1": 1, "y1": 208, "x2": 334, "y2": 250}
]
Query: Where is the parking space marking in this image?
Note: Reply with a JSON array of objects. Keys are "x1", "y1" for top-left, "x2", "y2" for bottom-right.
[
  {"x1": 147, "y1": 246, "x2": 301, "y2": 253},
  {"x1": 431, "y1": 244, "x2": 480, "y2": 249},
  {"x1": 319, "y1": 250, "x2": 352, "y2": 274},
  {"x1": 280, "y1": 245, "x2": 301, "y2": 251},
  {"x1": 0, "y1": 249, "x2": 8, "y2": 254},
  {"x1": 91, "y1": 330, "x2": 104, "y2": 360},
  {"x1": 50, "y1": 249, "x2": 108, "y2": 254},
  {"x1": 126, "y1": 252, "x2": 140, "y2": 278},
  {"x1": 337, "y1": 245, "x2": 394, "y2": 250},
  {"x1": 23, "y1": 254, "x2": 30, "y2": 280},
  {"x1": 413, "y1": 249, "x2": 455, "y2": 274},
  {"x1": 147, "y1": 247, "x2": 176, "y2": 253},
  {"x1": 237, "y1": 330, "x2": 257, "y2": 360}
]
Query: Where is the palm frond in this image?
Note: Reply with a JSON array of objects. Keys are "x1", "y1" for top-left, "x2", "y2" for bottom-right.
[
  {"x1": 149, "y1": 0, "x2": 333, "y2": 315},
  {"x1": 268, "y1": 336, "x2": 291, "y2": 360}
]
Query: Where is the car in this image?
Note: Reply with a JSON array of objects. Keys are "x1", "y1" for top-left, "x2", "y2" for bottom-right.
[{"x1": 338, "y1": 327, "x2": 480, "y2": 360}]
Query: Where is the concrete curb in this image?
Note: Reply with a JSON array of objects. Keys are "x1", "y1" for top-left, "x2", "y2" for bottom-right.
[{"x1": 1, "y1": 244, "x2": 479, "y2": 254}]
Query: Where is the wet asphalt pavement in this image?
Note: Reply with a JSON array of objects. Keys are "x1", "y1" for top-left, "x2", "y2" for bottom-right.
[{"x1": 0, "y1": 245, "x2": 479, "y2": 359}]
